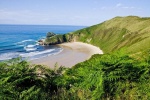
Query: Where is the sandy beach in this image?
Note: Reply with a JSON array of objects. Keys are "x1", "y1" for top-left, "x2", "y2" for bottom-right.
[{"x1": 31, "y1": 42, "x2": 103, "y2": 68}]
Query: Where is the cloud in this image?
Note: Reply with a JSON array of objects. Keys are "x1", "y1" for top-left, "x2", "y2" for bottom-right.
[
  {"x1": 115, "y1": 3, "x2": 141, "y2": 10},
  {"x1": 0, "y1": 9, "x2": 58, "y2": 24},
  {"x1": 0, "y1": 9, "x2": 90, "y2": 25},
  {"x1": 116, "y1": 3, "x2": 122, "y2": 7},
  {"x1": 122, "y1": 6, "x2": 135, "y2": 9}
]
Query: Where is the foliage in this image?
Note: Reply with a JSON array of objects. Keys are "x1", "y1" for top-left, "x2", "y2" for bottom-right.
[
  {"x1": 63, "y1": 51, "x2": 150, "y2": 99},
  {"x1": 0, "y1": 51, "x2": 150, "y2": 99},
  {"x1": 0, "y1": 58, "x2": 66, "y2": 100},
  {"x1": 45, "y1": 34, "x2": 68, "y2": 45}
]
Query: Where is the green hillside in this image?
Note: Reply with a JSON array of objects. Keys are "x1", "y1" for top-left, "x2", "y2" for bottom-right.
[
  {"x1": 46, "y1": 16, "x2": 150, "y2": 54},
  {"x1": 69, "y1": 16, "x2": 150, "y2": 53}
]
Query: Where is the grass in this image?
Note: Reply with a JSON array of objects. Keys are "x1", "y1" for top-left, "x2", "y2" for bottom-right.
[
  {"x1": 45, "y1": 16, "x2": 150, "y2": 55},
  {"x1": 66, "y1": 16, "x2": 150, "y2": 55}
]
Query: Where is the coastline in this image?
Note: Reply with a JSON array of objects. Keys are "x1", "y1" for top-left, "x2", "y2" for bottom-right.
[{"x1": 31, "y1": 42, "x2": 103, "y2": 69}]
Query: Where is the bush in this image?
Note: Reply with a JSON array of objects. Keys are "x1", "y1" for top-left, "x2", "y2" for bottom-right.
[{"x1": 0, "y1": 51, "x2": 150, "y2": 99}]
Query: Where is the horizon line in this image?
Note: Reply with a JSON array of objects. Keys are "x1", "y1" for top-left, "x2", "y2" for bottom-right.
[{"x1": 0, "y1": 24, "x2": 89, "y2": 27}]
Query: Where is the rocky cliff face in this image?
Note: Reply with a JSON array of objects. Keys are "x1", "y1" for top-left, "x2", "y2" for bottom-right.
[
  {"x1": 44, "y1": 33, "x2": 78, "y2": 45},
  {"x1": 44, "y1": 34, "x2": 66, "y2": 45}
]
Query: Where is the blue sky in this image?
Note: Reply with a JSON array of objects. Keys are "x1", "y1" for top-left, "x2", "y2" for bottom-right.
[{"x1": 0, "y1": 0, "x2": 150, "y2": 26}]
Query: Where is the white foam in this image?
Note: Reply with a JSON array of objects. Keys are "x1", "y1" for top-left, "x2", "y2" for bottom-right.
[
  {"x1": 26, "y1": 45, "x2": 35, "y2": 48},
  {"x1": 24, "y1": 44, "x2": 37, "y2": 51},
  {"x1": 20, "y1": 49, "x2": 56, "y2": 57},
  {"x1": 0, "y1": 52, "x2": 19, "y2": 60},
  {"x1": 30, "y1": 48, "x2": 63, "y2": 60},
  {"x1": 25, "y1": 47, "x2": 37, "y2": 51},
  {"x1": 16, "y1": 39, "x2": 35, "y2": 44},
  {"x1": 0, "y1": 48, "x2": 63, "y2": 61},
  {"x1": 35, "y1": 43, "x2": 39, "y2": 46}
]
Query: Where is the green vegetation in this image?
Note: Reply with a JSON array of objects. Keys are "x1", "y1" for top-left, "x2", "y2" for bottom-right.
[
  {"x1": 45, "y1": 16, "x2": 150, "y2": 55},
  {"x1": 0, "y1": 58, "x2": 68, "y2": 100},
  {"x1": 1, "y1": 16, "x2": 150, "y2": 99},
  {"x1": 67, "y1": 51, "x2": 150, "y2": 99},
  {"x1": 0, "y1": 51, "x2": 150, "y2": 99},
  {"x1": 71, "y1": 16, "x2": 150, "y2": 54},
  {"x1": 45, "y1": 33, "x2": 72, "y2": 45}
]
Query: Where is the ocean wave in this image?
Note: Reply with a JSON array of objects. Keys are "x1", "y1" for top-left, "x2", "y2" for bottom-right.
[
  {"x1": 0, "y1": 52, "x2": 19, "y2": 61},
  {"x1": 24, "y1": 47, "x2": 37, "y2": 52},
  {"x1": 29, "y1": 48, "x2": 63, "y2": 60},
  {"x1": 26, "y1": 45, "x2": 35, "y2": 48},
  {"x1": 0, "y1": 46, "x2": 23, "y2": 52},
  {"x1": 25, "y1": 48, "x2": 37, "y2": 51},
  {"x1": 24, "y1": 44, "x2": 37, "y2": 51},
  {"x1": 20, "y1": 49, "x2": 56, "y2": 58},
  {"x1": 15, "y1": 39, "x2": 38, "y2": 52},
  {"x1": 35, "y1": 43, "x2": 39, "y2": 46},
  {"x1": 0, "y1": 47, "x2": 63, "y2": 61},
  {"x1": 16, "y1": 39, "x2": 36, "y2": 45}
]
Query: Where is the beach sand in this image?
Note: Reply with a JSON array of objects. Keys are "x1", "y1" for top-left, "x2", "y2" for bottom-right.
[{"x1": 31, "y1": 42, "x2": 103, "y2": 69}]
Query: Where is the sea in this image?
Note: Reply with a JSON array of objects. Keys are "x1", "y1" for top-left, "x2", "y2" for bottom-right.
[{"x1": 0, "y1": 25, "x2": 86, "y2": 61}]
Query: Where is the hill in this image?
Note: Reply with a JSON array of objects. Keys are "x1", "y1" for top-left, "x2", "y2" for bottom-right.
[{"x1": 45, "y1": 16, "x2": 150, "y2": 54}]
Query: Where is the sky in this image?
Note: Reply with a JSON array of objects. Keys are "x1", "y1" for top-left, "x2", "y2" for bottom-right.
[{"x1": 0, "y1": 0, "x2": 150, "y2": 26}]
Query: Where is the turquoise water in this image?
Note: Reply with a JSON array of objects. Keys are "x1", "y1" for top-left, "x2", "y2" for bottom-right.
[{"x1": 0, "y1": 25, "x2": 85, "y2": 61}]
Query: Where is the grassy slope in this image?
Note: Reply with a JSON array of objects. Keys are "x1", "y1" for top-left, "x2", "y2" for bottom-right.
[{"x1": 67, "y1": 16, "x2": 150, "y2": 54}]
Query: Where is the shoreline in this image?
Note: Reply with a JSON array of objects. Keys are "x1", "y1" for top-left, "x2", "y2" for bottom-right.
[{"x1": 31, "y1": 42, "x2": 103, "y2": 69}]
